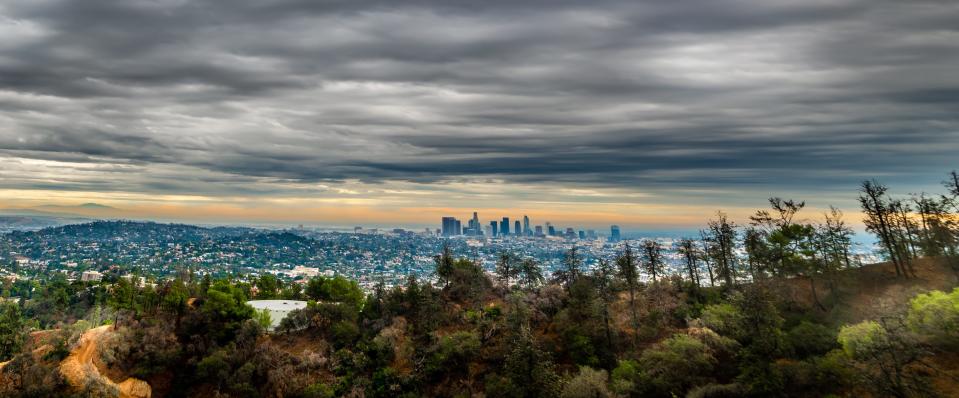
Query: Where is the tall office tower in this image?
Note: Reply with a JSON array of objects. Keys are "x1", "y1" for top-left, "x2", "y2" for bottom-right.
[
  {"x1": 547, "y1": 225, "x2": 556, "y2": 236},
  {"x1": 587, "y1": 230, "x2": 597, "y2": 239},
  {"x1": 464, "y1": 211, "x2": 482, "y2": 236},
  {"x1": 475, "y1": 212, "x2": 482, "y2": 234},
  {"x1": 535, "y1": 225, "x2": 544, "y2": 237},
  {"x1": 490, "y1": 221, "x2": 498, "y2": 237},
  {"x1": 485, "y1": 225, "x2": 493, "y2": 237},
  {"x1": 514, "y1": 220, "x2": 522, "y2": 236},
  {"x1": 442, "y1": 217, "x2": 457, "y2": 237},
  {"x1": 578, "y1": 230, "x2": 585, "y2": 239},
  {"x1": 565, "y1": 227, "x2": 575, "y2": 239},
  {"x1": 610, "y1": 225, "x2": 621, "y2": 242},
  {"x1": 523, "y1": 215, "x2": 530, "y2": 236},
  {"x1": 454, "y1": 219, "x2": 462, "y2": 235},
  {"x1": 501, "y1": 217, "x2": 510, "y2": 236}
]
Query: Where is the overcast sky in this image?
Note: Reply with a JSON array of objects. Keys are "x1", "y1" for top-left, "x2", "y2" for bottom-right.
[{"x1": 0, "y1": 0, "x2": 957, "y2": 228}]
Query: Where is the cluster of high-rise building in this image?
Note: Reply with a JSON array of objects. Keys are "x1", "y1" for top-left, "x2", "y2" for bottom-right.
[{"x1": 440, "y1": 213, "x2": 622, "y2": 241}]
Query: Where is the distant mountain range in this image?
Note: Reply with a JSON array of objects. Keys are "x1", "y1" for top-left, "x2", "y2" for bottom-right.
[
  {"x1": 0, "y1": 203, "x2": 114, "y2": 217},
  {"x1": 35, "y1": 203, "x2": 116, "y2": 211}
]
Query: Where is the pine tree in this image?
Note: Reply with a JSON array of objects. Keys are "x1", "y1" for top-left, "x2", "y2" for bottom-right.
[
  {"x1": 641, "y1": 239, "x2": 664, "y2": 283},
  {"x1": 616, "y1": 244, "x2": 640, "y2": 345}
]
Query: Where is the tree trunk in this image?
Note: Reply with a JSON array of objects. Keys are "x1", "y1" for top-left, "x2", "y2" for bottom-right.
[
  {"x1": 629, "y1": 287, "x2": 638, "y2": 347},
  {"x1": 809, "y1": 275, "x2": 827, "y2": 311}
]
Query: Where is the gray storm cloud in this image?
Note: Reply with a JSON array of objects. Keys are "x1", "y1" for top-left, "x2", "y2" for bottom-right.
[{"x1": 0, "y1": 0, "x2": 957, "y2": 199}]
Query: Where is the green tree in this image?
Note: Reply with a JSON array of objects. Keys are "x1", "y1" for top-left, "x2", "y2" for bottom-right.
[
  {"x1": 729, "y1": 285, "x2": 786, "y2": 395},
  {"x1": 255, "y1": 273, "x2": 280, "y2": 299},
  {"x1": 161, "y1": 278, "x2": 190, "y2": 331},
  {"x1": 255, "y1": 308, "x2": 273, "y2": 330},
  {"x1": 425, "y1": 331, "x2": 481, "y2": 379},
  {"x1": 496, "y1": 251, "x2": 520, "y2": 288},
  {"x1": 0, "y1": 301, "x2": 25, "y2": 361},
  {"x1": 749, "y1": 198, "x2": 806, "y2": 277},
  {"x1": 518, "y1": 258, "x2": 545, "y2": 290},
  {"x1": 838, "y1": 319, "x2": 932, "y2": 398},
  {"x1": 617, "y1": 244, "x2": 640, "y2": 345},
  {"x1": 109, "y1": 277, "x2": 136, "y2": 330},
  {"x1": 305, "y1": 276, "x2": 365, "y2": 308},
  {"x1": 434, "y1": 243, "x2": 455, "y2": 287},
  {"x1": 500, "y1": 326, "x2": 561, "y2": 398},
  {"x1": 199, "y1": 281, "x2": 255, "y2": 344},
  {"x1": 593, "y1": 259, "x2": 616, "y2": 355},
  {"x1": 636, "y1": 334, "x2": 718, "y2": 397},
  {"x1": 555, "y1": 247, "x2": 583, "y2": 292},
  {"x1": 281, "y1": 282, "x2": 303, "y2": 300}
]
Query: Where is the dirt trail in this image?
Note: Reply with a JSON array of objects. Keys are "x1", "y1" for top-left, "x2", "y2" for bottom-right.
[{"x1": 60, "y1": 325, "x2": 152, "y2": 398}]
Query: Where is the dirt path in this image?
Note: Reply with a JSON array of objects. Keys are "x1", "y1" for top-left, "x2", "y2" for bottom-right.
[{"x1": 60, "y1": 325, "x2": 152, "y2": 398}]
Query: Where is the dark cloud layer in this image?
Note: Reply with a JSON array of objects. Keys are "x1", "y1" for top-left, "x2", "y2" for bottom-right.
[{"x1": 1, "y1": 0, "x2": 957, "y2": 200}]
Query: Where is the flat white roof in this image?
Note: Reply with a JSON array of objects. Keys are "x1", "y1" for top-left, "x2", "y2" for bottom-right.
[{"x1": 246, "y1": 300, "x2": 308, "y2": 311}]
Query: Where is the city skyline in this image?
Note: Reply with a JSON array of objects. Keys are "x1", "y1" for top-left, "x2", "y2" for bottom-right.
[{"x1": 438, "y1": 212, "x2": 611, "y2": 241}]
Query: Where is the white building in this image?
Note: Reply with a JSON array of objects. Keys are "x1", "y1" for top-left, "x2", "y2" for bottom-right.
[
  {"x1": 287, "y1": 265, "x2": 320, "y2": 278},
  {"x1": 247, "y1": 300, "x2": 308, "y2": 330},
  {"x1": 81, "y1": 270, "x2": 103, "y2": 282}
]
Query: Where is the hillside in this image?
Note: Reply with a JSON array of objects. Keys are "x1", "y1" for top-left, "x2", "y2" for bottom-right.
[
  {"x1": 779, "y1": 257, "x2": 959, "y2": 324},
  {"x1": 2, "y1": 256, "x2": 957, "y2": 397}
]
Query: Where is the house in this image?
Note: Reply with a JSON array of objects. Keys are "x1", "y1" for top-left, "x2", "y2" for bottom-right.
[{"x1": 81, "y1": 270, "x2": 103, "y2": 282}]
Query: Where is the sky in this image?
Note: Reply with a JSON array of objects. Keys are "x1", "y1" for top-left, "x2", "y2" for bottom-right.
[{"x1": 0, "y1": 0, "x2": 957, "y2": 230}]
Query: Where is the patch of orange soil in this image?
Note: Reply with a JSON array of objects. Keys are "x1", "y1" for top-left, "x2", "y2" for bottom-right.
[{"x1": 59, "y1": 325, "x2": 152, "y2": 398}]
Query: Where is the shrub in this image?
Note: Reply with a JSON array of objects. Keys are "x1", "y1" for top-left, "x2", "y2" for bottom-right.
[
  {"x1": 837, "y1": 321, "x2": 886, "y2": 359},
  {"x1": 905, "y1": 287, "x2": 959, "y2": 345},
  {"x1": 686, "y1": 383, "x2": 744, "y2": 398},
  {"x1": 610, "y1": 359, "x2": 639, "y2": 395},
  {"x1": 635, "y1": 334, "x2": 718, "y2": 396},
  {"x1": 303, "y1": 383, "x2": 335, "y2": 398},
  {"x1": 785, "y1": 321, "x2": 837, "y2": 358},
  {"x1": 698, "y1": 303, "x2": 742, "y2": 338},
  {"x1": 561, "y1": 366, "x2": 614, "y2": 398}
]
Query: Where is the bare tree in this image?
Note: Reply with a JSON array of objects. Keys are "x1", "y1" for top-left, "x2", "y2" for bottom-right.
[
  {"x1": 859, "y1": 180, "x2": 913, "y2": 278},
  {"x1": 641, "y1": 239, "x2": 664, "y2": 283},
  {"x1": 707, "y1": 211, "x2": 738, "y2": 287},
  {"x1": 677, "y1": 238, "x2": 701, "y2": 287}
]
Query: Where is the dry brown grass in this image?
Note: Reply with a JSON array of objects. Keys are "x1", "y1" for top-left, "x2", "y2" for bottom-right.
[{"x1": 774, "y1": 257, "x2": 958, "y2": 325}]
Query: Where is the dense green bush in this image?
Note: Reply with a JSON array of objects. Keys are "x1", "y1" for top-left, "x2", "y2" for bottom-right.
[
  {"x1": 906, "y1": 287, "x2": 959, "y2": 344},
  {"x1": 561, "y1": 366, "x2": 614, "y2": 398},
  {"x1": 785, "y1": 321, "x2": 837, "y2": 358},
  {"x1": 698, "y1": 303, "x2": 743, "y2": 338},
  {"x1": 635, "y1": 334, "x2": 718, "y2": 397}
]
